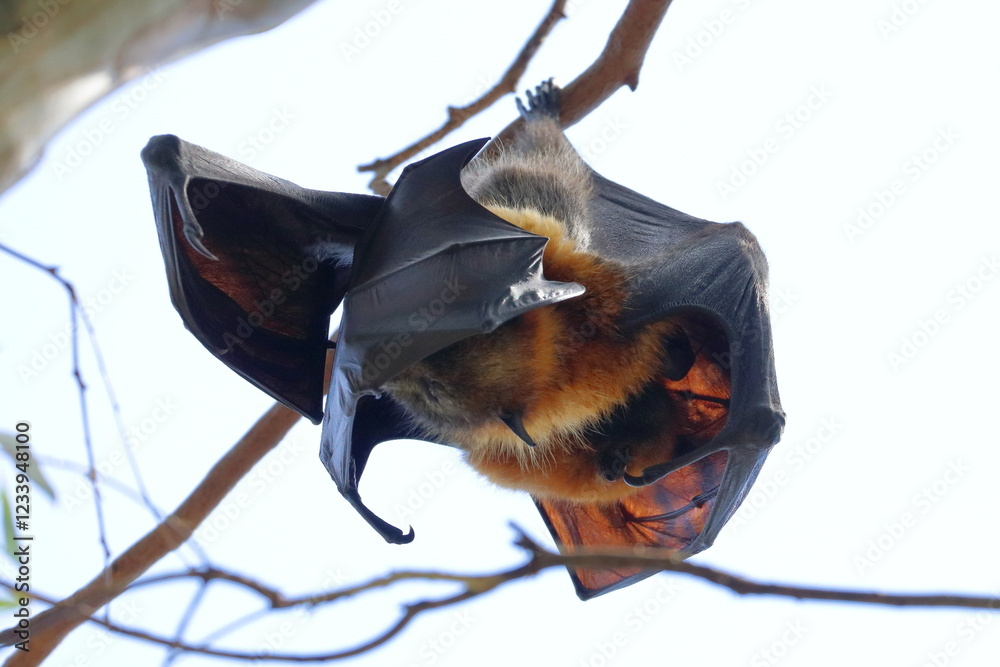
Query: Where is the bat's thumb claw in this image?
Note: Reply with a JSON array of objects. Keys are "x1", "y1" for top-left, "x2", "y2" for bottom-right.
[{"x1": 499, "y1": 411, "x2": 536, "y2": 448}]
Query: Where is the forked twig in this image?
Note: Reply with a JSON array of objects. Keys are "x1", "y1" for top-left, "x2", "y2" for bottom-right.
[
  {"x1": 357, "y1": 0, "x2": 568, "y2": 194},
  {"x1": 6, "y1": 531, "x2": 998, "y2": 662}
]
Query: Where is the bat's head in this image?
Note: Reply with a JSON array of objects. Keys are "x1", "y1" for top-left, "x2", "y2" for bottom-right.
[{"x1": 382, "y1": 313, "x2": 542, "y2": 442}]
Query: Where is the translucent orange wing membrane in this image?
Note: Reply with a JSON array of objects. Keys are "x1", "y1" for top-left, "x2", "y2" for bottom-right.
[
  {"x1": 537, "y1": 450, "x2": 728, "y2": 598},
  {"x1": 536, "y1": 318, "x2": 735, "y2": 599}
]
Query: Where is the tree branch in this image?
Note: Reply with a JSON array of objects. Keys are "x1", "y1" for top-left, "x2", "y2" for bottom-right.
[
  {"x1": 0, "y1": 402, "x2": 302, "y2": 665},
  {"x1": 356, "y1": 0, "x2": 675, "y2": 194},
  {"x1": 7, "y1": 532, "x2": 998, "y2": 663},
  {"x1": 489, "y1": 0, "x2": 675, "y2": 152},
  {"x1": 356, "y1": 0, "x2": 568, "y2": 194}
]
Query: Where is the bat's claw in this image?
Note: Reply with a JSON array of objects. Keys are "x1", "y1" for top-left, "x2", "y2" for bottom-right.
[
  {"x1": 517, "y1": 78, "x2": 561, "y2": 121},
  {"x1": 500, "y1": 410, "x2": 537, "y2": 448},
  {"x1": 183, "y1": 222, "x2": 218, "y2": 260}
]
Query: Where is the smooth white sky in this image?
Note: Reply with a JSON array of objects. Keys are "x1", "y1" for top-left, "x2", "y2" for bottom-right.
[{"x1": 1, "y1": 0, "x2": 999, "y2": 665}]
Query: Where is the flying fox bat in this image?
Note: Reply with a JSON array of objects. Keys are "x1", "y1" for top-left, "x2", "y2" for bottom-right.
[{"x1": 141, "y1": 81, "x2": 784, "y2": 599}]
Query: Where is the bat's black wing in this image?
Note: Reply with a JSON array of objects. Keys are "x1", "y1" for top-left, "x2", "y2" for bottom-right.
[
  {"x1": 142, "y1": 129, "x2": 783, "y2": 600},
  {"x1": 318, "y1": 138, "x2": 584, "y2": 543},
  {"x1": 141, "y1": 135, "x2": 383, "y2": 422},
  {"x1": 535, "y1": 171, "x2": 784, "y2": 598},
  {"x1": 141, "y1": 134, "x2": 580, "y2": 543}
]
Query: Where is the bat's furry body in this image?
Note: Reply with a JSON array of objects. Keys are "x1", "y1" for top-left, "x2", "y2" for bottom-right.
[
  {"x1": 142, "y1": 79, "x2": 782, "y2": 598},
  {"x1": 384, "y1": 85, "x2": 679, "y2": 504}
]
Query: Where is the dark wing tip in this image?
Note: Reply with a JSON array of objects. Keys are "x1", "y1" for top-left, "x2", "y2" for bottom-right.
[
  {"x1": 300, "y1": 403, "x2": 324, "y2": 426},
  {"x1": 393, "y1": 527, "x2": 416, "y2": 545},
  {"x1": 341, "y1": 484, "x2": 416, "y2": 544},
  {"x1": 140, "y1": 134, "x2": 182, "y2": 169}
]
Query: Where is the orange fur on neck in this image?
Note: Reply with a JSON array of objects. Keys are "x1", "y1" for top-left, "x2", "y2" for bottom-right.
[{"x1": 452, "y1": 206, "x2": 676, "y2": 503}]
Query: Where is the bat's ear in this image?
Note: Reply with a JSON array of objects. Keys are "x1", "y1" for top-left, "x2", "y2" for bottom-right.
[{"x1": 142, "y1": 135, "x2": 385, "y2": 422}]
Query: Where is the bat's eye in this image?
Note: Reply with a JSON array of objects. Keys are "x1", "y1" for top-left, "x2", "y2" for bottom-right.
[{"x1": 420, "y1": 377, "x2": 446, "y2": 403}]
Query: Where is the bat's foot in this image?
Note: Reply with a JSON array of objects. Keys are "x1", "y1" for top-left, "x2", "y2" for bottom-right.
[
  {"x1": 516, "y1": 78, "x2": 561, "y2": 121},
  {"x1": 597, "y1": 445, "x2": 632, "y2": 482}
]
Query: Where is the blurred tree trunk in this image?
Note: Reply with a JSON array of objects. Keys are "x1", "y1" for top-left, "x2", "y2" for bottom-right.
[{"x1": 0, "y1": 0, "x2": 319, "y2": 195}]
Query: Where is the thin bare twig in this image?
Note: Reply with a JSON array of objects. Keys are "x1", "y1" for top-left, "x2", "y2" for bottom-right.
[
  {"x1": 161, "y1": 581, "x2": 209, "y2": 667},
  {"x1": 128, "y1": 534, "x2": 1000, "y2": 615},
  {"x1": 6, "y1": 532, "x2": 999, "y2": 663},
  {"x1": 0, "y1": 244, "x2": 165, "y2": 522},
  {"x1": 96, "y1": 342, "x2": 166, "y2": 526},
  {"x1": 128, "y1": 565, "x2": 485, "y2": 608},
  {"x1": 0, "y1": 244, "x2": 113, "y2": 580},
  {"x1": 356, "y1": 0, "x2": 568, "y2": 194},
  {"x1": 35, "y1": 456, "x2": 153, "y2": 507},
  {"x1": 0, "y1": 402, "x2": 303, "y2": 665},
  {"x1": 357, "y1": 0, "x2": 675, "y2": 194},
  {"x1": 1, "y1": 560, "x2": 537, "y2": 662}
]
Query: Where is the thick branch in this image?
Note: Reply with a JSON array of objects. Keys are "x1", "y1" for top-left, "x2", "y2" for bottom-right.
[
  {"x1": 490, "y1": 0, "x2": 675, "y2": 152},
  {"x1": 0, "y1": 403, "x2": 302, "y2": 665}
]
